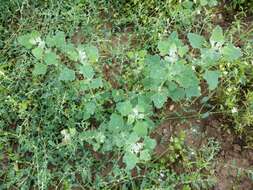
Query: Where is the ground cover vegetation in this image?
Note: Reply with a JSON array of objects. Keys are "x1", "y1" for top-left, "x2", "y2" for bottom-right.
[{"x1": 0, "y1": 0, "x2": 253, "y2": 189}]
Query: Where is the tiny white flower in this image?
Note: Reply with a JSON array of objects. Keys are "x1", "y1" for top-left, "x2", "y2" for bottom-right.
[
  {"x1": 192, "y1": 128, "x2": 197, "y2": 133},
  {"x1": 131, "y1": 143, "x2": 143, "y2": 154},
  {"x1": 61, "y1": 129, "x2": 71, "y2": 144},
  {"x1": 0, "y1": 70, "x2": 5, "y2": 76},
  {"x1": 190, "y1": 151, "x2": 195, "y2": 156},
  {"x1": 227, "y1": 88, "x2": 232, "y2": 92},
  {"x1": 30, "y1": 37, "x2": 45, "y2": 48},
  {"x1": 132, "y1": 107, "x2": 139, "y2": 116},
  {"x1": 192, "y1": 66, "x2": 196, "y2": 71},
  {"x1": 29, "y1": 37, "x2": 40, "y2": 45},
  {"x1": 78, "y1": 49, "x2": 87, "y2": 63},
  {"x1": 160, "y1": 173, "x2": 165, "y2": 178},
  {"x1": 138, "y1": 113, "x2": 145, "y2": 119},
  {"x1": 231, "y1": 107, "x2": 238, "y2": 114}
]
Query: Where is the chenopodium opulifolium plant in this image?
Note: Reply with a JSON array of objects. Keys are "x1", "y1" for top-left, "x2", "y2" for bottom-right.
[{"x1": 17, "y1": 26, "x2": 241, "y2": 171}]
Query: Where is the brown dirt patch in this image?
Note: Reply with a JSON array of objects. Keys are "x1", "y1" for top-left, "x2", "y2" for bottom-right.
[{"x1": 152, "y1": 107, "x2": 253, "y2": 190}]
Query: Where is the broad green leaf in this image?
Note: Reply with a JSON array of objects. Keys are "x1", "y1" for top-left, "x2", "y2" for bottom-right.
[
  {"x1": 59, "y1": 67, "x2": 76, "y2": 81},
  {"x1": 54, "y1": 31, "x2": 66, "y2": 49},
  {"x1": 79, "y1": 65, "x2": 94, "y2": 79},
  {"x1": 221, "y1": 44, "x2": 242, "y2": 61},
  {"x1": 144, "y1": 137, "x2": 156, "y2": 151},
  {"x1": 151, "y1": 91, "x2": 167, "y2": 109},
  {"x1": 203, "y1": 70, "x2": 220, "y2": 90},
  {"x1": 123, "y1": 152, "x2": 138, "y2": 170},
  {"x1": 33, "y1": 63, "x2": 47, "y2": 76},
  {"x1": 200, "y1": 0, "x2": 208, "y2": 6},
  {"x1": 210, "y1": 26, "x2": 224, "y2": 47},
  {"x1": 18, "y1": 34, "x2": 33, "y2": 49},
  {"x1": 178, "y1": 45, "x2": 189, "y2": 57},
  {"x1": 200, "y1": 48, "x2": 221, "y2": 67},
  {"x1": 149, "y1": 63, "x2": 167, "y2": 82},
  {"x1": 185, "y1": 86, "x2": 201, "y2": 98},
  {"x1": 126, "y1": 133, "x2": 140, "y2": 145},
  {"x1": 187, "y1": 33, "x2": 206, "y2": 49},
  {"x1": 158, "y1": 39, "x2": 170, "y2": 56},
  {"x1": 168, "y1": 87, "x2": 185, "y2": 101},
  {"x1": 145, "y1": 55, "x2": 160, "y2": 65},
  {"x1": 44, "y1": 51, "x2": 59, "y2": 65},
  {"x1": 117, "y1": 101, "x2": 132, "y2": 116},
  {"x1": 108, "y1": 113, "x2": 124, "y2": 131},
  {"x1": 32, "y1": 47, "x2": 43, "y2": 59},
  {"x1": 86, "y1": 101, "x2": 96, "y2": 115},
  {"x1": 28, "y1": 31, "x2": 41, "y2": 44},
  {"x1": 112, "y1": 89, "x2": 125, "y2": 102},
  {"x1": 45, "y1": 35, "x2": 55, "y2": 47},
  {"x1": 133, "y1": 121, "x2": 148, "y2": 137},
  {"x1": 85, "y1": 45, "x2": 99, "y2": 62},
  {"x1": 140, "y1": 149, "x2": 151, "y2": 161},
  {"x1": 62, "y1": 44, "x2": 79, "y2": 61},
  {"x1": 90, "y1": 78, "x2": 103, "y2": 89}
]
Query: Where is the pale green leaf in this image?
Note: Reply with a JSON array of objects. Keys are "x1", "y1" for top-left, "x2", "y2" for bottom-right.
[
  {"x1": 108, "y1": 113, "x2": 124, "y2": 132},
  {"x1": 18, "y1": 34, "x2": 33, "y2": 49},
  {"x1": 123, "y1": 152, "x2": 138, "y2": 170},
  {"x1": 86, "y1": 101, "x2": 96, "y2": 115},
  {"x1": 185, "y1": 86, "x2": 201, "y2": 98},
  {"x1": 222, "y1": 44, "x2": 242, "y2": 61},
  {"x1": 133, "y1": 121, "x2": 148, "y2": 137},
  {"x1": 85, "y1": 45, "x2": 99, "y2": 62},
  {"x1": 117, "y1": 101, "x2": 132, "y2": 116},
  {"x1": 79, "y1": 65, "x2": 94, "y2": 79},
  {"x1": 187, "y1": 33, "x2": 206, "y2": 49},
  {"x1": 203, "y1": 70, "x2": 220, "y2": 90},
  {"x1": 178, "y1": 45, "x2": 189, "y2": 57},
  {"x1": 140, "y1": 149, "x2": 151, "y2": 161},
  {"x1": 151, "y1": 91, "x2": 167, "y2": 109},
  {"x1": 89, "y1": 78, "x2": 103, "y2": 89},
  {"x1": 126, "y1": 133, "x2": 140, "y2": 145},
  {"x1": 158, "y1": 39, "x2": 170, "y2": 56},
  {"x1": 62, "y1": 44, "x2": 79, "y2": 61},
  {"x1": 210, "y1": 26, "x2": 224, "y2": 47},
  {"x1": 32, "y1": 47, "x2": 44, "y2": 59},
  {"x1": 144, "y1": 137, "x2": 156, "y2": 151},
  {"x1": 44, "y1": 51, "x2": 59, "y2": 65},
  {"x1": 59, "y1": 67, "x2": 76, "y2": 81},
  {"x1": 54, "y1": 31, "x2": 66, "y2": 49},
  {"x1": 33, "y1": 63, "x2": 47, "y2": 76}
]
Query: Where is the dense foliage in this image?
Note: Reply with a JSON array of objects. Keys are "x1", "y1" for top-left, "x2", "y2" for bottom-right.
[{"x1": 0, "y1": 0, "x2": 252, "y2": 189}]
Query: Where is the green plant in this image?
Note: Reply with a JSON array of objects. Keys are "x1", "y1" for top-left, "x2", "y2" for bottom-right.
[
  {"x1": 1, "y1": 1, "x2": 251, "y2": 189},
  {"x1": 1, "y1": 24, "x2": 239, "y2": 189}
]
